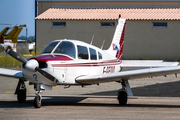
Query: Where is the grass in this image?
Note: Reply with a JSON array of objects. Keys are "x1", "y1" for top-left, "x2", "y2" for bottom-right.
[
  {"x1": 0, "y1": 54, "x2": 20, "y2": 68},
  {"x1": 0, "y1": 53, "x2": 23, "y2": 68}
]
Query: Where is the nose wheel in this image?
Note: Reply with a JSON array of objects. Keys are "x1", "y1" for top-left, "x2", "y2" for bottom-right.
[{"x1": 34, "y1": 95, "x2": 42, "y2": 108}]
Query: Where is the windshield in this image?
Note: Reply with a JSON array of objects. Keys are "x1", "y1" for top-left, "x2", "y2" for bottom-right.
[
  {"x1": 54, "y1": 41, "x2": 76, "y2": 58},
  {"x1": 40, "y1": 41, "x2": 59, "y2": 54}
]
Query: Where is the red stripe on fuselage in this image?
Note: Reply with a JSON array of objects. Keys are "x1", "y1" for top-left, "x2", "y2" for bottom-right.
[
  {"x1": 51, "y1": 59, "x2": 122, "y2": 67},
  {"x1": 28, "y1": 54, "x2": 73, "y2": 62}
]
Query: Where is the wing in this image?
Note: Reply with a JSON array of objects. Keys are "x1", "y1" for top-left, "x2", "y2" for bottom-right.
[
  {"x1": 0, "y1": 68, "x2": 23, "y2": 78},
  {"x1": 121, "y1": 60, "x2": 178, "y2": 67},
  {"x1": 76, "y1": 66, "x2": 180, "y2": 84}
]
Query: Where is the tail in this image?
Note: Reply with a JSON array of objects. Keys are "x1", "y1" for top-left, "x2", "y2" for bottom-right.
[
  {"x1": 4, "y1": 27, "x2": 23, "y2": 43},
  {"x1": 107, "y1": 15, "x2": 126, "y2": 60},
  {"x1": 0, "y1": 27, "x2": 10, "y2": 43}
]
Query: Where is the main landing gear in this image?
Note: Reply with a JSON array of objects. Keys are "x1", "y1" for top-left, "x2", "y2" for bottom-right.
[
  {"x1": 117, "y1": 80, "x2": 133, "y2": 105},
  {"x1": 117, "y1": 90, "x2": 127, "y2": 105},
  {"x1": 15, "y1": 78, "x2": 27, "y2": 103}
]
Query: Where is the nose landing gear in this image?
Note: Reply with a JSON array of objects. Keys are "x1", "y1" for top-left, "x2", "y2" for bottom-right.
[{"x1": 34, "y1": 84, "x2": 43, "y2": 108}]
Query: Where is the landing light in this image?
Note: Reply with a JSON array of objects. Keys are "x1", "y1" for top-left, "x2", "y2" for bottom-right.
[{"x1": 33, "y1": 74, "x2": 37, "y2": 81}]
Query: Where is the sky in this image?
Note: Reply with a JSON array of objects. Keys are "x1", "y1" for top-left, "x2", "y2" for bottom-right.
[{"x1": 0, "y1": 0, "x2": 35, "y2": 37}]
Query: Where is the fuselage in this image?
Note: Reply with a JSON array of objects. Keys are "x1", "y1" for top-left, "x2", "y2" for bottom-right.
[{"x1": 22, "y1": 39, "x2": 122, "y2": 86}]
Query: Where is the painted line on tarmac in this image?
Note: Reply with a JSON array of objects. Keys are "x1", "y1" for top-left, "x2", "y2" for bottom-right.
[
  {"x1": 5, "y1": 85, "x2": 62, "y2": 93},
  {"x1": 6, "y1": 89, "x2": 35, "y2": 93}
]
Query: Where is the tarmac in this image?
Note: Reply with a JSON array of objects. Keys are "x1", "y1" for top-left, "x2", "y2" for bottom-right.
[{"x1": 1, "y1": 71, "x2": 180, "y2": 119}]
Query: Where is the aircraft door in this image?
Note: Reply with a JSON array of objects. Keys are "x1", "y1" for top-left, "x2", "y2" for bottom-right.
[
  {"x1": 63, "y1": 67, "x2": 67, "y2": 83},
  {"x1": 53, "y1": 67, "x2": 67, "y2": 83}
]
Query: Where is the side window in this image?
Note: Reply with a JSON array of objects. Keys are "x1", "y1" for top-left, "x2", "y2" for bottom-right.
[
  {"x1": 98, "y1": 52, "x2": 102, "y2": 59},
  {"x1": 89, "y1": 48, "x2": 97, "y2": 60},
  {"x1": 77, "y1": 45, "x2": 89, "y2": 60}
]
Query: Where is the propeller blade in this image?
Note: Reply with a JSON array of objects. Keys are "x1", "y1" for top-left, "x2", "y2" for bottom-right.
[
  {"x1": 5, "y1": 47, "x2": 27, "y2": 64},
  {"x1": 35, "y1": 67, "x2": 59, "y2": 83}
]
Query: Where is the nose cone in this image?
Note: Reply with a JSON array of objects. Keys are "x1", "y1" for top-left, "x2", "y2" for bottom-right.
[{"x1": 25, "y1": 59, "x2": 39, "y2": 72}]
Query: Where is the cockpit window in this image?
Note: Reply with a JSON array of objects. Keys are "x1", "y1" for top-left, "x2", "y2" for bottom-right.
[
  {"x1": 54, "y1": 41, "x2": 76, "y2": 58},
  {"x1": 77, "y1": 45, "x2": 89, "y2": 60},
  {"x1": 89, "y1": 48, "x2": 97, "y2": 60},
  {"x1": 40, "y1": 41, "x2": 59, "y2": 54}
]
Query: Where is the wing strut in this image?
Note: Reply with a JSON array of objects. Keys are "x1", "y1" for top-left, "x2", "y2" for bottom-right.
[{"x1": 123, "y1": 80, "x2": 133, "y2": 96}]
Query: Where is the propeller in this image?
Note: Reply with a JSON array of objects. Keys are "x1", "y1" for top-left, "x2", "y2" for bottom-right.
[
  {"x1": 5, "y1": 47, "x2": 59, "y2": 83},
  {"x1": 5, "y1": 46, "x2": 27, "y2": 64}
]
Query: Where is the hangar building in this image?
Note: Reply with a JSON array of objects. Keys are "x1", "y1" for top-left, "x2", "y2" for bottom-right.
[{"x1": 36, "y1": 0, "x2": 180, "y2": 60}]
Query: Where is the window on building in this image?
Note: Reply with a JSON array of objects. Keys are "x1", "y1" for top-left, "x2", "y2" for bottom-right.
[
  {"x1": 52, "y1": 22, "x2": 66, "y2": 27},
  {"x1": 101, "y1": 22, "x2": 115, "y2": 27},
  {"x1": 98, "y1": 52, "x2": 102, "y2": 59},
  {"x1": 77, "y1": 45, "x2": 89, "y2": 60},
  {"x1": 153, "y1": 22, "x2": 167, "y2": 28},
  {"x1": 89, "y1": 48, "x2": 97, "y2": 60}
]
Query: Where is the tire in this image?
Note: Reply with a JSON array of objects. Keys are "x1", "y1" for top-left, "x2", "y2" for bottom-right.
[
  {"x1": 117, "y1": 91, "x2": 127, "y2": 105},
  {"x1": 34, "y1": 96, "x2": 41, "y2": 108},
  {"x1": 17, "y1": 89, "x2": 26, "y2": 103}
]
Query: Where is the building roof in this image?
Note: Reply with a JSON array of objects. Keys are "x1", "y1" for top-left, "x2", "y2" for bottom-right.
[{"x1": 36, "y1": 7, "x2": 180, "y2": 20}]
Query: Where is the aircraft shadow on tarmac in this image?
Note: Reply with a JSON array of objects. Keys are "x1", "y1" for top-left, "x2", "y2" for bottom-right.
[
  {"x1": 1, "y1": 81, "x2": 180, "y2": 108},
  {"x1": 84, "y1": 81, "x2": 180, "y2": 97},
  {"x1": 0, "y1": 96, "x2": 88, "y2": 108},
  {"x1": 1, "y1": 95, "x2": 180, "y2": 109}
]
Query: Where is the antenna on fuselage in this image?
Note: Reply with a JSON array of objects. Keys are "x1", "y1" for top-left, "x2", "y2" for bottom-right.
[
  {"x1": 101, "y1": 40, "x2": 105, "y2": 49},
  {"x1": 90, "y1": 35, "x2": 94, "y2": 45}
]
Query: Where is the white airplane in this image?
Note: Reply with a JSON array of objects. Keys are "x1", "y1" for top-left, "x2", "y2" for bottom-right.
[{"x1": 1, "y1": 16, "x2": 180, "y2": 108}]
